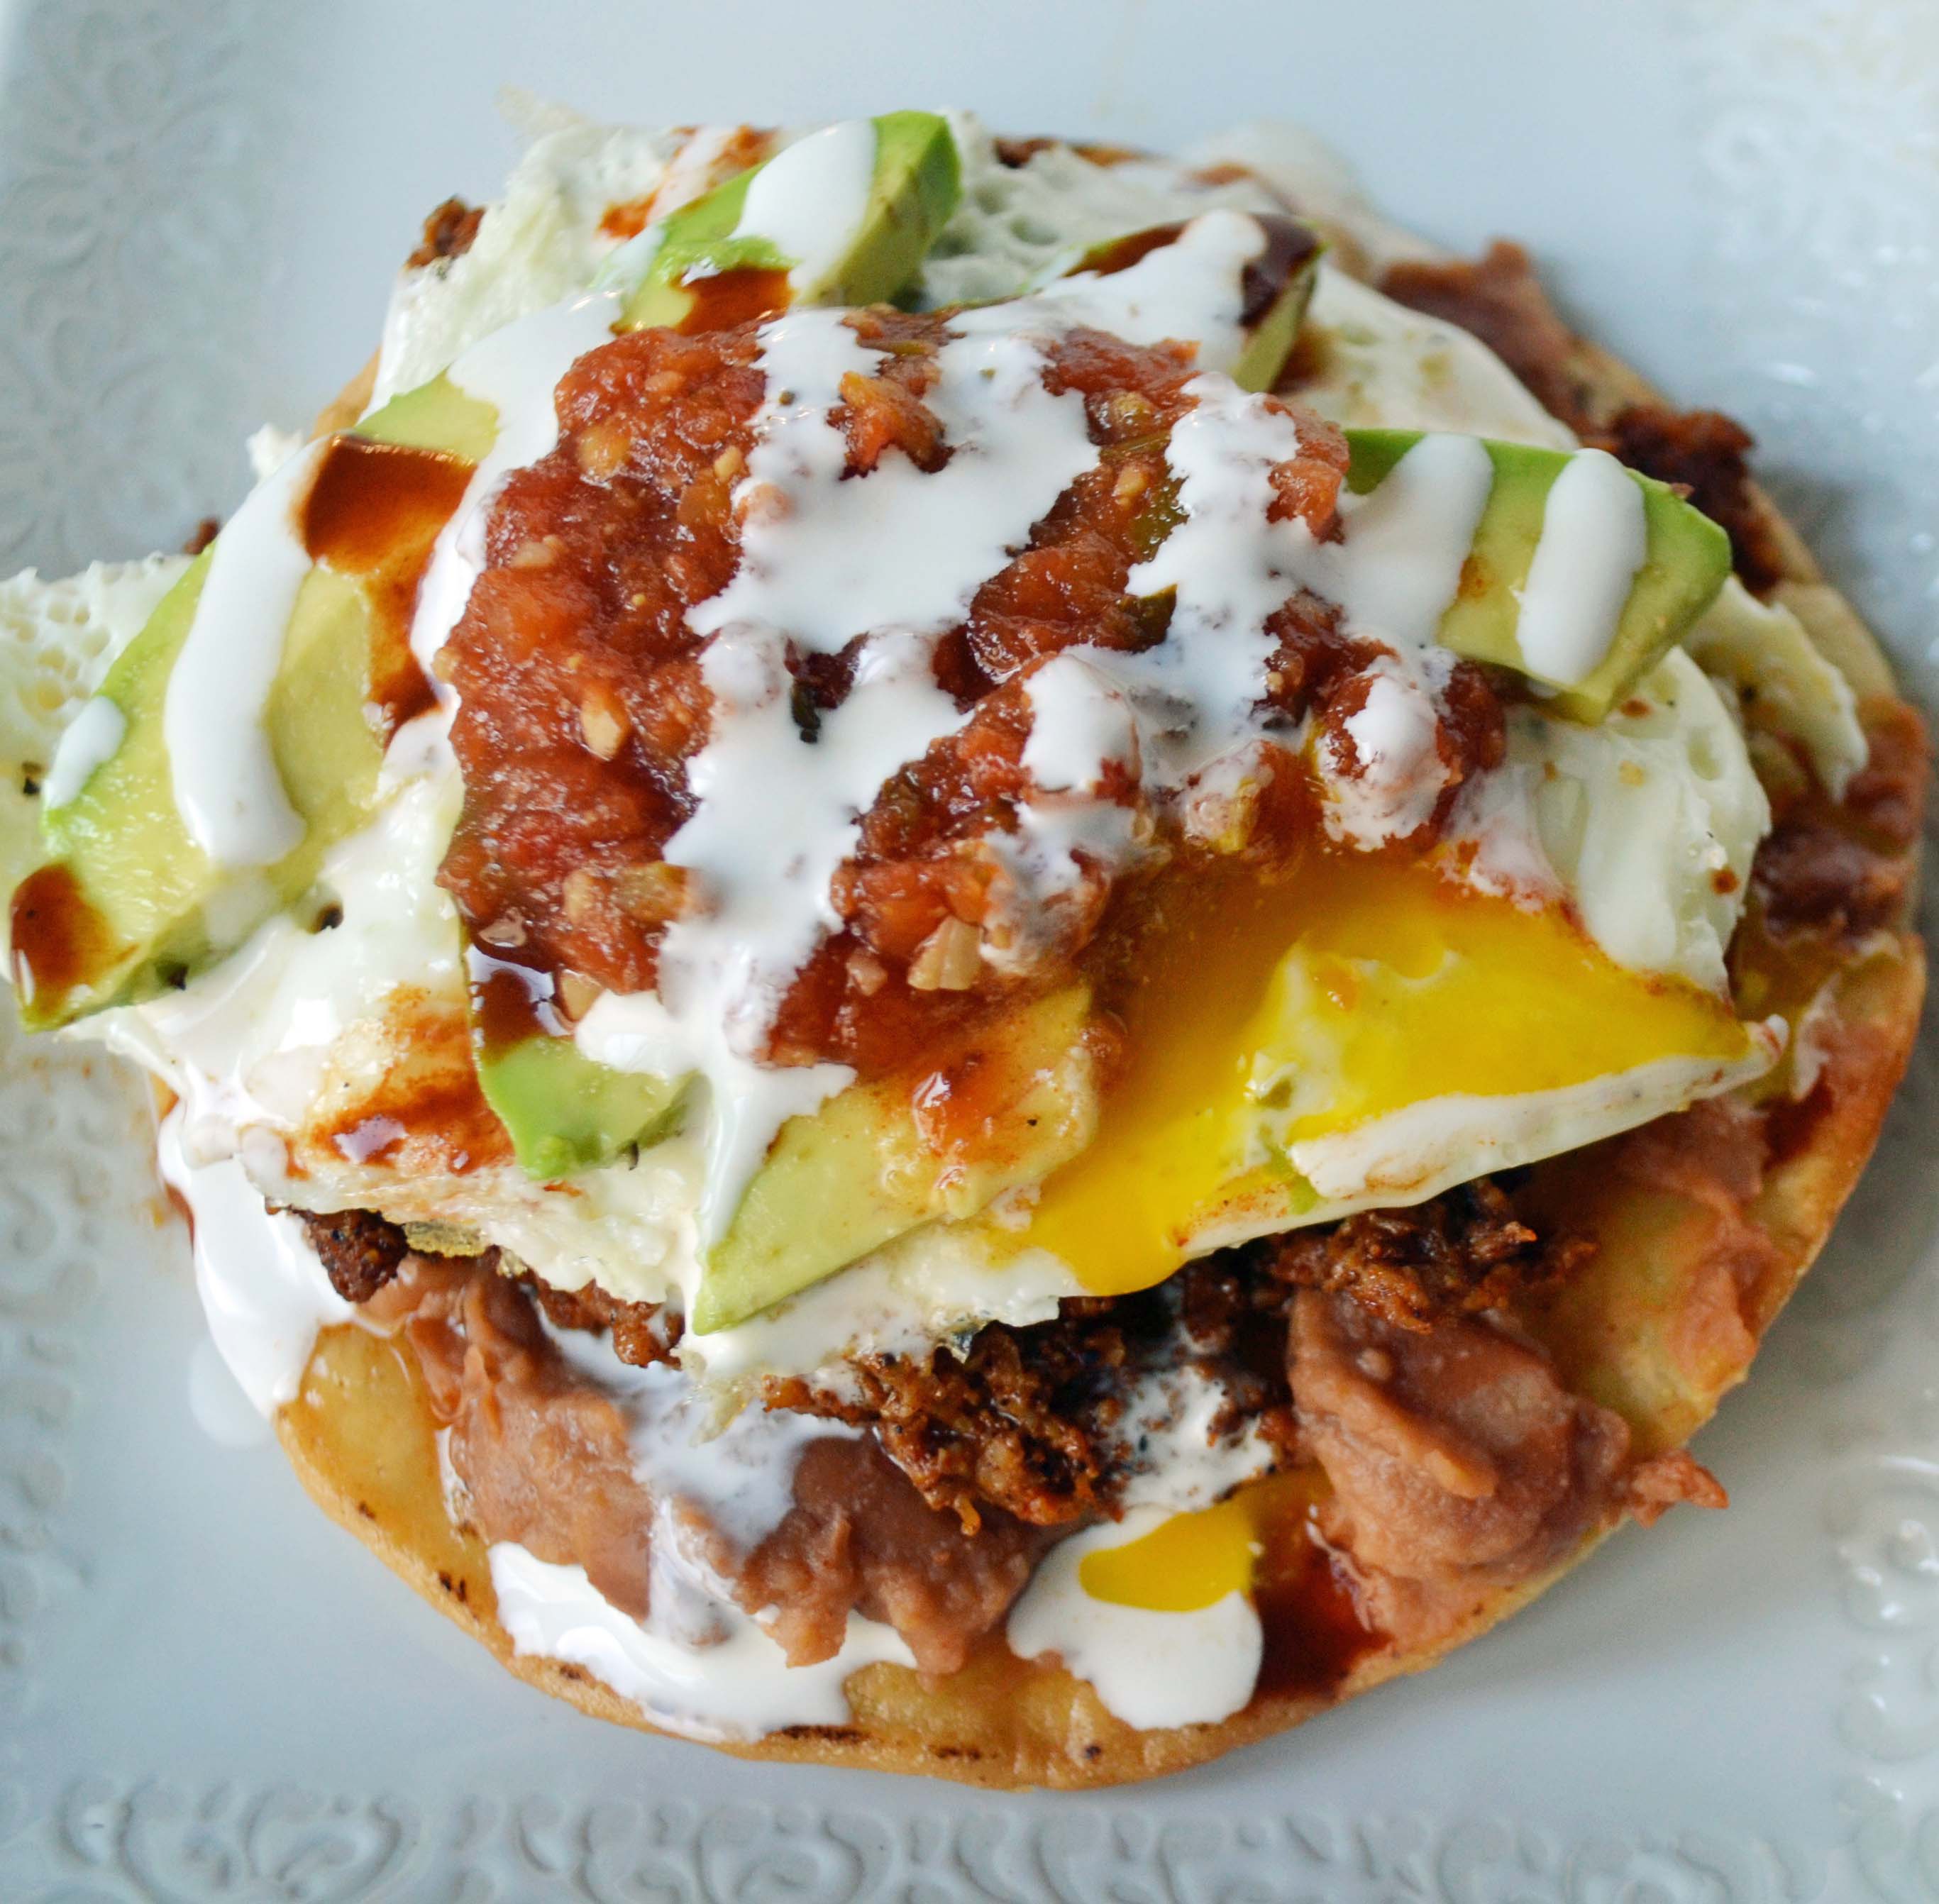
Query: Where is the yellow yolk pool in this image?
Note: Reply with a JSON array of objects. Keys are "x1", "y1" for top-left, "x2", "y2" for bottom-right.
[
  {"x1": 1018, "y1": 851, "x2": 1757, "y2": 1296},
  {"x1": 1078, "y1": 1495, "x2": 1261, "y2": 1612}
]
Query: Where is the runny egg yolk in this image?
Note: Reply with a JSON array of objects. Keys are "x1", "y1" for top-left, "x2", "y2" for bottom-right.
[
  {"x1": 1017, "y1": 851, "x2": 1756, "y2": 1296},
  {"x1": 1079, "y1": 1496, "x2": 1260, "y2": 1612}
]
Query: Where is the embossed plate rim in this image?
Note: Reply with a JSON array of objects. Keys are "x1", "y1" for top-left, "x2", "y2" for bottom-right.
[{"x1": 1, "y1": 0, "x2": 1937, "y2": 1898}]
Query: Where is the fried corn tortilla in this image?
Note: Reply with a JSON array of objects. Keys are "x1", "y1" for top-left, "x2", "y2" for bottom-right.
[{"x1": 269, "y1": 208, "x2": 1926, "y2": 1788}]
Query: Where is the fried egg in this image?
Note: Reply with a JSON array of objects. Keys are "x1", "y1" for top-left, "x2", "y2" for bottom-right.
[{"x1": 3, "y1": 113, "x2": 1817, "y2": 1408}]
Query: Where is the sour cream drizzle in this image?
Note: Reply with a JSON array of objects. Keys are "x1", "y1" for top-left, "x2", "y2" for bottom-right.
[
  {"x1": 587, "y1": 301, "x2": 1102, "y2": 1243},
  {"x1": 1007, "y1": 1507, "x2": 1263, "y2": 1729},
  {"x1": 1515, "y1": 446, "x2": 1647, "y2": 685},
  {"x1": 42, "y1": 693, "x2": 125, "y2": 810},
  {"x1": 582, "y1": 225, "x2": 1310, "y2": 1241},
  {"x1": 163, "y1": 437, "x2": 328, "y2": 868},
  {"x1": 1022, "y1": 207, "x2": 1271, "y2": 377},
  {"x1": 731, "y1": 118, "x2": 878, "y2": 294},
  {"x1": 690, "y1": 309, "x2": 1098, "y2": 649},
  {"x1": 156, "y1": 1106, "x2": 350, "y2": 1414},
  {"x1": 582, "y1": 260, "x2": 1686, "y2": 1246},
  {"x1": 1118, "y1": 374, "x2": 1316, "y2": 787},
  {"x1": 580, "y1": 219, "x2": 1313, "y2": 1240},
  {"x1": 1326, "y1": 431, "x2": 1494, "y2": 644},
  {"x1": 489, "y1": 1544, "x2": 914, "y2": 1743}
]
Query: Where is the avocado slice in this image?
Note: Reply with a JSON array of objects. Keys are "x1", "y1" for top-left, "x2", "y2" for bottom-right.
[
  {"x1": 1048, "y1": 214, "x2": 1321, "y2": 393},
  {"x1": 364, "y1": 372, "x2": 499, "y2": 463},
  {"x1": 468, "y1": 953, "x2": 687, "y2": 1179},
  {"x1": 1232, "y1": 217, "x2": 1322, "y2": 393},
  {"x1": 619, "y1": 111, "x2": 961, "y2": 333},
  {"x1": 10, "y1": 379, "x2": 491, "y2": 1029},
  {"x1": 1343, "y1": 429, "x2": 1731, "y2": 721},
  {"x1": 690, "y1": 984, "x2": 1099, "y2": 1335}
]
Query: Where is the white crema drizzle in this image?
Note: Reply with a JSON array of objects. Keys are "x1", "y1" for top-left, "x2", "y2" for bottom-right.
[
  {"x1": 489, "y1": 1544, "x2": 914, "y2": 1743},
  {"x1": 584, "y1": 301, "x2": 1101, "y2": 1244},
  {"x1": 163, "y1": 437, "x2": 328, "y2": 868},
  {"x1": 580, "y1": 218, "x2": 1299, "y2": 1244},
  {"x1": 155, "y1": 1106, "x2": 351, "y2": 1415},
  {"x1": 1006, "y1": 1509, "x2": 1263, "y2": 1730},
  {"x1": 145, "y1": 287, "x2": 626, "y2": 883},
  {"x1": 731, "y1": 118, "x2": 878, "y2": 294},
  {"x1": 1017, "y1": 207, "x2": 1270, "y2": 377},
  {"x1": 1515, "y1": 446, "x2": 1647, "y2": 685},
  {"x1": 41, "y1": 693, "x2": 126, "y2": 811}
]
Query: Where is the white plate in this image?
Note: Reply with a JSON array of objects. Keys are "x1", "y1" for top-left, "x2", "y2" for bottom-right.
[{"x1": 2, "y1": 0, "x2": 1937, "y2": 1894}]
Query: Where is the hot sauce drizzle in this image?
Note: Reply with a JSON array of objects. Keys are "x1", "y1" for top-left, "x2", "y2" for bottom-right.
[{"x1": 300, "y1": 434, "x2": 473, "y2": 736}]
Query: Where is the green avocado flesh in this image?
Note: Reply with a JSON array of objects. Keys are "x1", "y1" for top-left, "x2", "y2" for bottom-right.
[
  {"x1": 10, "y1": 378, "x2": 492, "y2": 1031},
  {"x1": 1232, "y1": 238, "x2": 1320, "y2": 394},
  {"x1": 366, "y1": 373, "x2": 499, "y2": 463},
  {"x1": 620, "y1": 111, "x2": 962, "y2": 332},
  {"x1": 465, "y1": 952, "x2": 689, "y2": 1180},
  {"x1": 477, "y1": 1021, "x2": 687, "y2": 1180},
  {"x1": 1343, "y1": 428, "x2": 1732, "y2": 721},
  {"x1": 690, "y1": 985, "x2": 1099, "y2": 1336}
]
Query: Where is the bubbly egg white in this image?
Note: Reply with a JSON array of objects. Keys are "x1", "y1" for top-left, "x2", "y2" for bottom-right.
[
  {"x1": 1686, "y1": 576, "x2": 1867, "y2": 797},
  {"x1": 373, "y1": 114, "x2": 687, "y2": 405},
  {"x1": 1293, "y1": 267, "x2": 1576, "y2": 450}
]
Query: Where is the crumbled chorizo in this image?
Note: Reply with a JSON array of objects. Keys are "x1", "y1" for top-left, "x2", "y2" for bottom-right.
[
  {"x1": 522, "y1": 1272, "x2": 682, "y2": 1368},
  {"x1": 1266, "y1": 1177, "x2": 1589, "y2": 1332},
  {"x1": 297, "y1": 1207, "x2": 409, "y2": 1303},
  {"x1": 406, "y1": 197, "x2": 485, "y2": 271},
  {"x1": 769, "y1": 1177, "x2": 1589, "y2": 1529}
]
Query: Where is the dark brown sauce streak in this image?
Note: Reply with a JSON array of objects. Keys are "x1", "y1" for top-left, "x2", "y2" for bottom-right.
[
  {"x1": 9, "y1": 863, "x2": 121, "y2": 1018},
  {"x1": 468, "y1": 946, "x2": 568, "y2": 1054},
  {"x1": 1239, "y1": 215, "x2": 1323, "y2": 329},
  {"x1": 300, "y1": 435, "x2": 472, "y2": 736},
  {"x1": 10, "y1": 438, "x2": 470, "y2": 1020},
  {"x1": 1250, "y1": 1505, "x2": 1384, "y2": 1705},
  {"x1": 675, "y1": 267, "x2": 793, "y2": 334},
  {"x1": 327, "y1": 1075, "x2": 490, "y2": 1175},
  {"x1": 1085, "y1": 222, "x2": 1188, "y2": 277},
  {"x1": 1083, "y1": 213, "x2": 1318, "y2": 332}
]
